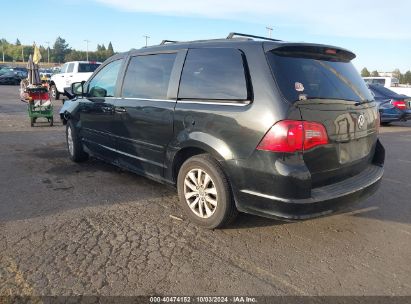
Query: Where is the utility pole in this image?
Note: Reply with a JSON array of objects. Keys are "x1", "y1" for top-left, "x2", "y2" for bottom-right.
[
  {"x1": 45, "y1": 41, "x2": 50, "y2": 63},
  {"x1": 84, "y1": 39, "x2": 90, "y2": 61},
  {"x1": 143, "y1": 35, "x2": 150, "y2": 47},
  {"x1": 266, "y1": 26, "x2": 273, "y2": 39}
]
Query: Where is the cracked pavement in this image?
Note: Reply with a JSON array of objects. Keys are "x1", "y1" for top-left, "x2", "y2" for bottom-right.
[{"x1": 0, "y1": 85, "x2": 410, "y2": 296}]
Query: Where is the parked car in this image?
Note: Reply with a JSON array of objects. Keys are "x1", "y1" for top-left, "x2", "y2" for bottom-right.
[
  {"x1": 0, "y1": 66, "x2": 12, "y2": 75},
  {"x1": 0, "y1": 69, "x2": 27, "y2": 85},
  {"x1": 367, "y1": 83, "x2": 411, "y2": 124},
  {"x1": 12, "y1": 67, "x2": 28, "y2": 74},
  {"x1": 363, "y1": 76, "x2": 411, "y2": 96},
  {"x1": 61, "y1": 32, "x2": 385, "y2": 228},
  {"x1": 39, "y1": 68, "x2": 53, "y2": 82},
  {"x1": 49, "y1": 61, "x2": 101, "y2": 101}
]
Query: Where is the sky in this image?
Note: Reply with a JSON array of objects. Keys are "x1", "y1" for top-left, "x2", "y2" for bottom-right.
[{"x1": 2, "y1": 0, "x2": 411, "y2": 72}]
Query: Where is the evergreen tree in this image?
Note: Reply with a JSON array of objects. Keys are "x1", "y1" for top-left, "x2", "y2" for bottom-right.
[
  {"x1": 15, "y1": 39, "x2": 21, "y2": 46},
  {"x1": 392, "y1": 68, "x2": 402, "y2": 81},
  {"x1": 371, "y1": 70, "x2": 379, "y2": 77},
  {"x1": 404, "y1": 71, "x2": 411, "y2": 85},
  {"x1": 52, "y1": 36, "x2": 70, "y2": 63},
  {"x1": 361, "y1": 67, "x2": 370, "y2": 77},
  {"x1": 107, "y1": 42, "x2": 114, "y2": 55}
]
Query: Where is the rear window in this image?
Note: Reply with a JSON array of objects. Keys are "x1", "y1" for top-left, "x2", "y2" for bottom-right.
[
  {"x1": 267, "y1": 50, "x2": 373, "y2": 103},
  {"x1": 78, "y1": 63, "x2": 100, "y2": 73},
  {"x1": 369, "y1": 84, "x2": 402, "y2": 98},
  {"x1": 364, "y1": 78, "x2": 386, "y2": 86}
]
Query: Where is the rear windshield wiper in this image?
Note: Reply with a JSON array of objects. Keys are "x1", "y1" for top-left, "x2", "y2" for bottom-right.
[{"x1": 355, "y1": 99, "x2": 374, "y2": 106}]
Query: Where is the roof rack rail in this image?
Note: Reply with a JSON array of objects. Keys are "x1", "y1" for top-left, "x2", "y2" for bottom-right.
[
  {"x1": 160, "y1": 40, "x2": 179, "y2": 45},
  {"x1": 227, "y1": 32, "x2": 281, "y2": 42}
]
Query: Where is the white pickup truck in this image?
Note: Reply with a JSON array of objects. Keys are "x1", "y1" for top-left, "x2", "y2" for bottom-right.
[
  {"x1": 363, "y1": 77, "x2": 411, "y2": 96},
  {"x1": 49, "y1": 61, "x2": 101, "y2": 100}
]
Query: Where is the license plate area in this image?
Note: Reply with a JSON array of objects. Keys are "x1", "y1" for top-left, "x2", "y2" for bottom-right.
[{"x1": 338, "y1": 137, "x2": 371, "y2": 164}]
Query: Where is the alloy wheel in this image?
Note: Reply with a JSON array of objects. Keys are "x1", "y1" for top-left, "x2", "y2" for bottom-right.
[{"x1": 183, "y1": 168, "x2": 218, "y2": 218}]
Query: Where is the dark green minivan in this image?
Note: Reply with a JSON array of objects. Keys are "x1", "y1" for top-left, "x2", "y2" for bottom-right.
[{"x1": 61, "y1": 33, "x2": 384, "y2": 228}]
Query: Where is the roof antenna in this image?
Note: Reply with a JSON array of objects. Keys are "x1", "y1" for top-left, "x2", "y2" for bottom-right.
[{"x1": 266, "y1": 26, "x2": 273, "y2": 39}]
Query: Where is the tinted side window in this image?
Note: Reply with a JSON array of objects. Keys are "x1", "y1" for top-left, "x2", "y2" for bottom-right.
[
  {"x1": 60, "y1": 63, "x2": 68, "y2": 73},
  {"x1": 78, "y1": 63, "x2": 100, "y2": 73},
  {"x1": 88, "y1": 59, "x2": 122, "y2": 98},
  {"x1": 179, "y1": 48, "x2": 248, "y2": 100},
  {"x1": 372, "y1": 79, "x2": 386, "y2": 86},
  {"x1": 122, "y1": 53, "x2": 177, "y2": 99},
  {"x1": 67, "y1": 63, "x2": 74, "y2": 73}
]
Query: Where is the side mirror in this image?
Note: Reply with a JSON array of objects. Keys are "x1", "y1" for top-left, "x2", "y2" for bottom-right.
[{"x1": 71, "y1": 81, "x2": 85, "y2": 96}]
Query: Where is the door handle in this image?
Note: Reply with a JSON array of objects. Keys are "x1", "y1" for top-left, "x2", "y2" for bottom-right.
[
  {"x1": 115, "y1": 107, "x2": 127, "y2": 113},
  {"x1": 101, "y1": 106, "x2": 113, "y2": 112}
]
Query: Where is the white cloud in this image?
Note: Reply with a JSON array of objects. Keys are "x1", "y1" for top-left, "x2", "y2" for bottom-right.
[{"x1": 92, "y1": 0, "x2": 411, "y2": 40}]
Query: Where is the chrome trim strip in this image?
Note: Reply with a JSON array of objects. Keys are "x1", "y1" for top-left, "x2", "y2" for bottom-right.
[
  {"x1": 177, "y1": 100, "x2": 250, "y2": 107},
  {"x1": 98, "y1": 143, "x2": 164, "y2": 168},
  {"x1": 112, "y1": 134, "x2": 163, "y2": 150},
  {"x1": 120, "y1": 97, "x2": 176, "y2": 103},
  {"x1": 240, "y1": 190, "x2": 292, "y2": 203}
]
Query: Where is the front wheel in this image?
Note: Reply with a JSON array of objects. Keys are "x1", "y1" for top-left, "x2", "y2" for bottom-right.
[
  {"x1": 50, "y1": 85, "x2": 60, "y2": 101},
  {"x1": 66, "y1": 120, "x2": 88, "y2": 162},
  {"x1": 177, "y1": 154, "x2": 237, "y2": 229}
]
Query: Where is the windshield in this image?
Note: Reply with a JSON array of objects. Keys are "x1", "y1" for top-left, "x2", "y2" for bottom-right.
[
  {"x1": 267, "y1": 51, "x2": 373, "y2": 103},
  {"x1": 78, "y1": 63, "x2": 100, "y2": 73}
]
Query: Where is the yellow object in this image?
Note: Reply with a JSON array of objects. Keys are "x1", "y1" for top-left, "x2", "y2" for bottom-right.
[{"x1": 33, "y1": 44, "x2": 42, "y2": 64}]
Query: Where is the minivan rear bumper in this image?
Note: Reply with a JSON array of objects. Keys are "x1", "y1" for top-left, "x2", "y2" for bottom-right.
[{"x1": 234, "y1": 164, "x2": 383, "y2": 220}]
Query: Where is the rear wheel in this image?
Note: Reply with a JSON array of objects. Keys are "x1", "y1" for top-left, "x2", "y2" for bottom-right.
[
  {"x1": 50, "y1": 85, "x2": 60, "y2": 101},
  {"x1": 177, "y1": 154, "x2": 237, "y2": 229},
  {"x1": 66, "y1": 120, "x2": 88, "y2": 162}
]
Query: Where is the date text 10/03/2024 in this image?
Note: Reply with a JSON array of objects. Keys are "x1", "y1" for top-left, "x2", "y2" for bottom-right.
[{"x1": 149, "y1": 296, "x2": 257, "y2": 303}]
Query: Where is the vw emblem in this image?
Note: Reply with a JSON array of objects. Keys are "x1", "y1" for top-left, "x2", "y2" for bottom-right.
[{"x1": 358, "y1": 114, "x2": 365, "y2": 129}]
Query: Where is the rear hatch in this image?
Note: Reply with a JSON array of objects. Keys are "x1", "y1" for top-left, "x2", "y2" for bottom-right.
[{"x1": 266, "y1": 45, "x2": 379, "y2": 187}]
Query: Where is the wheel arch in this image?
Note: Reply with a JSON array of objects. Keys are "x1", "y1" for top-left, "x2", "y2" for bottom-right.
[{"x1": 169, "y1": 139, "x2": 231, "y2": 184}]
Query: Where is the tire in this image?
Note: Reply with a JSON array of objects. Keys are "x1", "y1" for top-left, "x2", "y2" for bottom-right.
[
  {"x1": 66, "y1": 120, "x2": 88, "y2": 162},
  {"x1": 177, "y1": 154, "x2": 238, "y2": 229},
  {"x1": 50, "y1": 85, "x2": 60, "y2": 101}
]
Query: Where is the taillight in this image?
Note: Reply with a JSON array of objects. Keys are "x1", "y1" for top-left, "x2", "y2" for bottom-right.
[
  {"x1": 391, "y1": 100, "x2": 406, "y2": 110},
  {"x1": 28, "y1": 92, "x2": 49, "y2": 100},
  {"x1": 303, "y1": 121, "x2": 329, "y2": 150},
  {"x1": 376, "y1": 114, "x2": 380, "y2": 133},
  {"x1": 257, "y1": 120, "x2": 328, "y2": 153}
]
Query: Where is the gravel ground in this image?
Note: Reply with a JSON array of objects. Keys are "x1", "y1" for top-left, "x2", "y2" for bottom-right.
[{"x1": 0, "y1": 85, "x2": 410, "y2": 297}]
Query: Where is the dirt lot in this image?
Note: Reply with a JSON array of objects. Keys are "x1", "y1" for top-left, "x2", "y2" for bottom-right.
[{"x1": 0, "y1": 84, "x2": 410, "y2": 297}]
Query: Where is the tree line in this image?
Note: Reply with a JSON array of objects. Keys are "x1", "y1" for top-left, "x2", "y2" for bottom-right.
[
  {"x1": 361, "y1": 67, "x2": 411, "y2": 85},
  {"x1": 0, "y1": 37, "x2": 115, "y2": 64}
]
